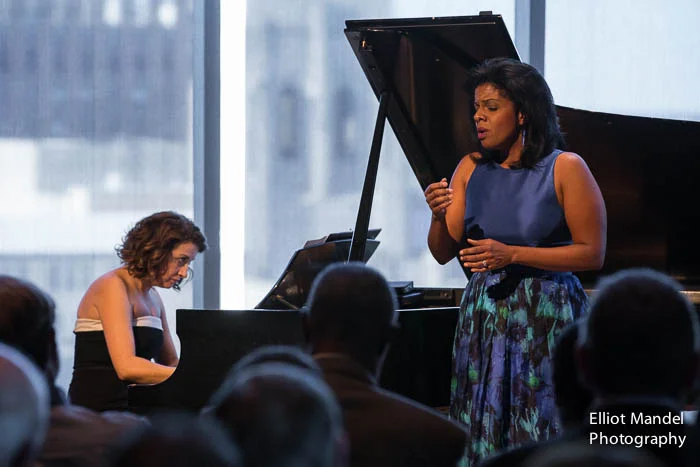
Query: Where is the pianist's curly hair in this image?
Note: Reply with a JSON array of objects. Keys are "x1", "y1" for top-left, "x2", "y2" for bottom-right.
[
  {"x1": 464, "y1": 57, "x2": 565, "y2": 169},
  {"x1": 116, "y1": 211, "x2": 207, "y2": 290}
]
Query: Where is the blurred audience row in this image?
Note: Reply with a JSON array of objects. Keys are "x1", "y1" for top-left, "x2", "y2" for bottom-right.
[{"x1": 1, "y1": 263, "x2": 700, "y2": 467}]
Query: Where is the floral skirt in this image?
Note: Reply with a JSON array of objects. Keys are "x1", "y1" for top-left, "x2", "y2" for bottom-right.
[{"x1": 449, "y1": 269, "x2": 588, "y2": 466}]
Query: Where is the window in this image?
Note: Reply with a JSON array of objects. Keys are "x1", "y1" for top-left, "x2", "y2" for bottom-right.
[
  {"x1": 239, "y1": 0, "x2": 515, "y2": 306},
  {"x1": 545, "y1": 1, "x2": 700, "y2": 120},
  {"x1": 278, "y1": 86, "x2": 304, "y2": 160},
  {"x1": 0, "y1": 0, "x2": 196, "y2": 393}
]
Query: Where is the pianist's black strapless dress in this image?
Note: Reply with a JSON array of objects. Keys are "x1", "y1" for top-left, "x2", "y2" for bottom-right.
[{"x1": 68, "y1": 316, "x2": 164, "y2": 412}]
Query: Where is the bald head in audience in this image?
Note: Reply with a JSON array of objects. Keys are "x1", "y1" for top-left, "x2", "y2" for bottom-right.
[
  {"x1": 577, "y1": 268, "x2": 700, "y2": 402},
  {"x1": 0, "y1": 342, "x2": 50, "y2": 467},
  {"x1": 304, "y1": 261, "x2": 399, "y2": 375},
  {"x1": 206, "y1": 362, "x2": 347, "y2": 467}
]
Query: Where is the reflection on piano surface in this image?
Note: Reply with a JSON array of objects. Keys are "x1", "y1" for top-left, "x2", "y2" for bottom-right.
[{"x1": 128, "y1": 13, "x2": 700, "y2": 415}]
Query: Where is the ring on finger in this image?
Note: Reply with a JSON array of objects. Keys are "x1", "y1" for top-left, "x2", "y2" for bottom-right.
[{"x1": 482, "y1": 260, "x2": 487, "y2": 268}]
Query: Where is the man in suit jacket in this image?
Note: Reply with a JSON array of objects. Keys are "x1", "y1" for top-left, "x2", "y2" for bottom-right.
[
  {"x1": 480, "y1": 268, "x2": 699, "y2": 467},
  {"x1": 0, "y1": 275, "x2": 146, "y2": 467},
  {"x1": 304, "y1": 262, "x2": 468, "y2": 467}
]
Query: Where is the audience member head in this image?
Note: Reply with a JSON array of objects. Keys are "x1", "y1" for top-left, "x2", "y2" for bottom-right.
[
  {"x1": 0, "y1": 342, "x2": 51, "y2": 467},
  {"x1": 577, "y1": 268, "x2": 700, "y2": 402},
  {"x1": 205, "y1": 362, "x2": 347, "y2": 467},
  {"x1": 304, "y1": 262, "x2": 398, "y2": 373},
  {"x1": 116, "y1": 211, "x2": 207, "y2": 291},
  {"x1": 109, "y1": 411, "x2": 240, "y2": 467},
  {"x1": 228, "y1": 344, "x2": 321, "y2": 376},
  {"x1": 522, "y1": 441, "x2": 663, "y2": 467},
  {"x1": 553, "y1": 320, "x2": 593, "y2": 429},
  {"x1": 201, "y1": 345, "x2": 322, "y2": 418},
  {"x1": 0, "y1": 275, "x2": 57, "y2": 383}
]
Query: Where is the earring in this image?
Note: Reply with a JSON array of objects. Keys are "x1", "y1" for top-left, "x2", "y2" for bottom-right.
[{"x1": 521, "y1": 128, "x2": 526, "y2": 146}]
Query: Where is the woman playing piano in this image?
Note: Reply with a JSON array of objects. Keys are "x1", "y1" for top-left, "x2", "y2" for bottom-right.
[
  {"x1": 68, "y1": 211, "x2": 207, "y2": 412},
  {"x1": 424, "y1": 57, "x2": 607, "y2": 465}
]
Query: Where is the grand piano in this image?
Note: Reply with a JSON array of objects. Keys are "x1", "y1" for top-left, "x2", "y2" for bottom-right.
[{"x1": 128, "y1": 13, "x2": 700, "y2": 415}]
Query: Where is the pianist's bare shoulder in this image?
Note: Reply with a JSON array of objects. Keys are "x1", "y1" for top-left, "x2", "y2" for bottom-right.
[
  {"x1": 76, "y1": 267, "x2": 133, "y2": 322},
  {"x1": 76, "y1": 266, "x2": 167, "y2": 321}
]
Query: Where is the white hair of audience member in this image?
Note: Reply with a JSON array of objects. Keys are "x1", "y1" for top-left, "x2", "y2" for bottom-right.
[{"x1": 0, "y1": 342, "x2": 51, "y2": 467}]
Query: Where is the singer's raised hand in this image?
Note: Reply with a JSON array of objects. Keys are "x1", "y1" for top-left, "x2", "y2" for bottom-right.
[{"x1": 424, "y1": 178, "x2": 453, "y2": 219}]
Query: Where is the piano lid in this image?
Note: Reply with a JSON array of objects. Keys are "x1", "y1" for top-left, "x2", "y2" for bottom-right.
[
  {"x1": 344, "y1": 14, "x2": 700, "y2": 287},
  {"x1": 344, "y1": 13, "x2": 518, "y2": 190}
]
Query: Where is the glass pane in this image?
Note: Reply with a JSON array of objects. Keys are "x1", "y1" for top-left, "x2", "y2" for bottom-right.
[
  {"x1": 0, "y1": 0, "x2": 195, "y2": 393},
  {"x1": 545, "y1": 0, "x2": 700, "y2": 120},
  {"x1": 241, "y1": 1, "x2": 516, "y2": 307}
]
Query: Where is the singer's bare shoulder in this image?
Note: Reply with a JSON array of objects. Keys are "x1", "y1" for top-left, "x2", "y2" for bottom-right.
[
  {"x1": 450, "y1": 152, "x2": 480, "y2": 187},
  {"x1": 467, "y1": 151, "x2": 484, "y2": 163}
]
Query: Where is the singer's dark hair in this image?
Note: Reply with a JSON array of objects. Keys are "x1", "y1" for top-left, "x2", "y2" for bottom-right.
[{"x1": 464, "y1": 57, "x2": 565, "y2": 169}]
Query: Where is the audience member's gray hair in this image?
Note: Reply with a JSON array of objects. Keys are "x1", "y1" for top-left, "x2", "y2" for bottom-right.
[
  {"x1": 0, "y1": 342, "x2": 50, "y2": 466},
  {"x1": 109, "y1": 411, "x2": 240, "y2": 467},
  {"x1": 578, "y1": 268, "x2": 700, "y2": 397},
  {"x1": 206, "y1": 362, "x2": 344, "y2": 467},
  {"x1": 201, "y1": 345, "x2": 322, "y2": 418},
  {"x1": 228, "y1": 345, "x2": 321, "y2": 376}
]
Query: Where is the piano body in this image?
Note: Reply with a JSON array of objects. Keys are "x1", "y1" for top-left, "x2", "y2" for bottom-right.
[
  {"x1": 128, "y1": 13, "x2": 700, "y2": 415},
  {"x1": 128, "y1": 231, "x2": 462, "y2": 414}
]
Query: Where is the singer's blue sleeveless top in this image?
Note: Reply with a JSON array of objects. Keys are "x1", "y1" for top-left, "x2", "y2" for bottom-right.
[{"x1": 463, "y1": 149, "x2": 572, "y2": 248}]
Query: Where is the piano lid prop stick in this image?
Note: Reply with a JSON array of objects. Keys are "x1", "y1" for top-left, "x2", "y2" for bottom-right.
[{"x1": 348, "y1": 91, "x2": 390, "y2": 263}]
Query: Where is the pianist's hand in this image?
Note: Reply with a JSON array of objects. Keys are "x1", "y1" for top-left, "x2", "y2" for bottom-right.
[{"x1": 425, "y1": 178, "x2": 453, "y2": 220}]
